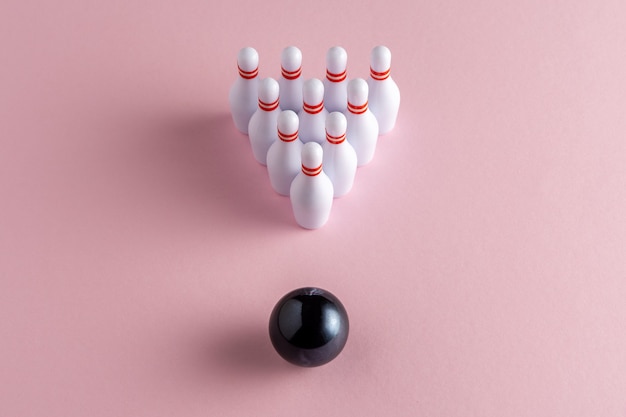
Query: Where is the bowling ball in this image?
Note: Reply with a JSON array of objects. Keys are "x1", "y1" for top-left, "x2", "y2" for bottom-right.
[{"x1": 269, "y1": 287, "x2": 349, "y2": 367}]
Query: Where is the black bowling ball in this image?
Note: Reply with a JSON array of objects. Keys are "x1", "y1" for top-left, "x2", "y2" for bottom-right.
[{"x1": 269, "y1": 287, "x2": 349, "y2": 367}]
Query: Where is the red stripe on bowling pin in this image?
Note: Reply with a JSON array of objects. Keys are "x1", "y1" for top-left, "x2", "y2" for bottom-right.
[
  {"x1": 303, "y1": 101, "x2": 324, "y2": 114},
  {"x1": 259, "y1": 98, "x2": 279, "y2": 111},
  {"x1": 278, "y1": 129, "x2": 298, "y2": 142},
  {"x1": 326, "y1": 69, "x2": 347, "y2": 83},
  {"x1": 326, "y1": 131, "x2": 346, "y2": 145},
  {"x1": 302, "y1": 163, "x2": 322, "y2": 176},
  {"x1": 238, "y1": 64, "x2": 259, "y2": 79},
  {"x1": 281, "y1": 66, "x2": 302, "y2": 80},
  {"x1": 347, "y1": 100, "x2": 368, "y2": 115},
  {"x1": 370, "y1": 67, "x2": 390, "y2": 81}
]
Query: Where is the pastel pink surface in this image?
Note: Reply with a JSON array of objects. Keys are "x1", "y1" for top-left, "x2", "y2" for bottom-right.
[{"x1": 1, "y1": 1, "x2": 626, "y2": 416}]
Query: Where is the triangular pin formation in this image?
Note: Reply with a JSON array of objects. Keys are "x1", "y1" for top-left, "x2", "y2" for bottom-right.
[{"x1": 229, "y1": 46, "x2": 400, "y2": 229}]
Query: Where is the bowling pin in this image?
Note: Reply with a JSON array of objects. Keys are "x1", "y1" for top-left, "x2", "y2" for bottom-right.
[
  {"x1": 367, "y1": 45, "x2": 400, "y2": 135},
  {"x1": 279, "y1": 46, "x2": 303, "y2": 112},
  {"x1": 267, "y1": 110, "x2": 304, "y2": 196},
  {"x1": 229, "y1": 47, "x2": 259, "y2": 134},
  {"x1": 248, "y1": 78, "x2": 280, "y2": 165},
  {"x1": 323, "y1": 46, "x2": 348, "y2": 113},
  {"x1": 323, "y1": 112, "x2": 357, "y2": 197},
  {"x1": 345, "y1": 78, "x2": 379, "y2": 166},
  {"x1": 298, "y1": 78, "x2": 328, "y2": 144},
  {"x1": 290, "y1": 142, "x2": 334, "y2": 229}
]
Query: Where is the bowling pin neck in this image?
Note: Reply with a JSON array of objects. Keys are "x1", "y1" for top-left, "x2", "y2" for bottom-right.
[
  {"x1": 303, "y1": 100, "x2": 324, "y2": 114},
  {"x1": 281, "y1": 65, "x2": 302, "y2": 80},
  {"x1": 238, "y1": 64, "x2": 258, "y2": 79},
  {"x1": 347, "y1": 100, "x2": 368, "y2": 114},
  {"x1": 302, "y1": 163, "x2": 323, "y2": 176},
  {"x1": 258, "y1": 98, "x2": 279, "y2": 111},
  {"x1": 370, "y1": 66, "x2": 390, "y2": 81},
  {"x1": 326, "y1": 130, "x2": 346, "y2": 144},
  {"x1": 326, "y1": 69, "x2": 347, "y2": 83},
  {"x1": 278, "y1": 129, "x2": 299, "y2": 142},
  {"x1": 236, "y1": 47, "x2": 259, "y2": 79}
]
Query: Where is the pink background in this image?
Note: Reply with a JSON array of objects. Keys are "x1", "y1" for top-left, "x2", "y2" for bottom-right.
[{"x1": 1, "y1": 0, "x2": 626, "y2": 416}]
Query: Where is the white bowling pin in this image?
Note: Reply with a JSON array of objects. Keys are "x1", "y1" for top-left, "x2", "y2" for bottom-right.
[
  {"x1": 267, "y1": 110, "x2": 304, "y2": 196},
  {"x1": 345, "y1": 78, "x2": 379, "y2": 166},
  {"x1": 323, "y1": 112, "x2": 357, "y2": 198},
  {"x1": 248, "y1": 78, "x2": 280, "y2": 165},
  {"x1": 298, "y1": 78, "x2": 328, "y2": 144},
  {"x1": 229, "y1": 47, "x2": 259, "y2": 134},
  {"x1": 323, "y1": 46, "x2": 348, "y2": 113},
  {"x1": 278, "y1": 46, "x2": 303, "y2": 112},
  {"x1": 290, "y1": 142, "x2": 334, "y2": 229},
  {"x1": 367, "y1": 46, "x2": 400, "y2": 135}
]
